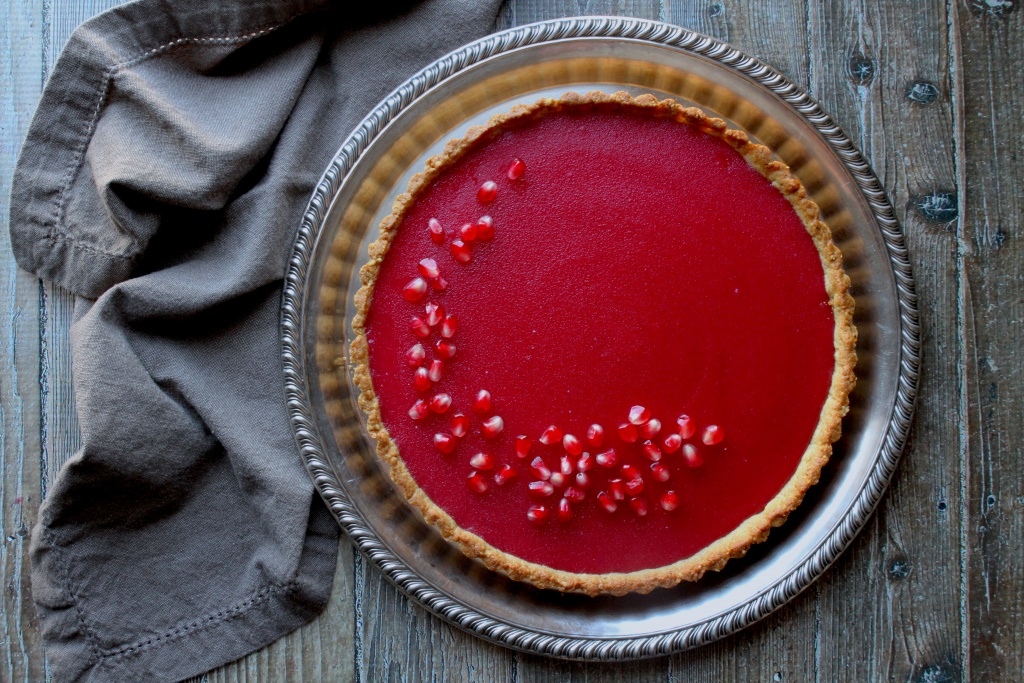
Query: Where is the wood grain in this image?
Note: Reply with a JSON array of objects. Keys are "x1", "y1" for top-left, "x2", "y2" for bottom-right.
[
  {"x1": 806, "y1": 0, "x2": 965, "y2": 680},
  {"x1": 1, "y1": 2, "x2": 45, "y2": 680},
  {"x1": 956, "y1": 1, "x2": 1024, "y2": 680},
  {"x1": 2, "y1": 0, "x2": 1021, "y2": 681}
]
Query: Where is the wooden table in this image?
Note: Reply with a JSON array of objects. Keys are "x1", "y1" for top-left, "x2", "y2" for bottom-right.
[{"x1": 3, "y1": 1, "x2": 1021, "y2": 680}]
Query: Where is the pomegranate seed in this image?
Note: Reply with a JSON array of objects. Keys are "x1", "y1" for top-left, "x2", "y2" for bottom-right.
[
  {"x1": 609, "y1": 479, "x2": 626, "y2": 501},
  {"x1": 549, "y1": 472, "x2": 566, "y2": 488},
  {"x1": 481, "y1": 415, "x2": 504, "y2": 439},
  {"x1": 597, "y1": 491, "x2": 617, "y2": 513},
  {"x1": 428, "y1": 218, "x2": 445, "y2": 243},
  {"x1": 586, "y1": 424, "x2": 605, "y2": 448},
  {"x1": 628, "y1": 405, "x2": 650, "y2": 425},
  {"x1": 494, "y1": 464, "x2": 517, "y2": 485},
  {"x1": 429, "y1": 276, "x2": 448, "y2": 291},
  {"x1": 562, "y1": 434, "x2": 582, "y2": 456},
  {"x1": 418, "y1": 258, "x2": 440, "y2": 279},
  {"x1": 641, "y1": 418, "x2": 662, "y2": 439},
  {"x1": 409, "y1": 400, "x2": 429, "y2": 421},
  {"x1": 650, "y1": 462, "x2": 671, "y2": 482},
  {"x1": 527, "y1": 504, "x2": 548, "y2": 524},
  {"x1": 450, "y1": 239, "x2": 472, "y2": 263},
  {"x1": 661, "y1": 491, "x2": 679, "y2": 511},
  {"x1": 596, "y1": 449, "x2": 618, "y2": 468},
  {"x1": 467, "y1": 471, "x2": 488, "y2": 493},
  {"x1": 560, "y1": 455, "x2": 574, "y2": 475},
  {"x1": 530, "y1": 456, "x2": 552, "y2": 481},
  {"x1": 529, "y1": 480, "x2": 555, "y2": 498},
  {"x1": 702, "y1": 425, "x2": 724, "y2": 445},
  {"x1": 441, "y1": 314, "x2": 458, "y2": 338},
  {"x1": 577, "y1": 452, "x2": 594, "y2": 472},
  {"x1": 617, "y1": 423, "x2": 638, "y2": 443},
  {"x1": 477, "y1": 180, "x2": 497, "y2": 203},
  {"x1": 563, "y1": 486, "x2": 585, "y2": 503},
  {"x1": 677, "y1": 415, "x2": 695, "y2": 439},
  {"x1": 621, "y1": 464, "x2": 641, "y2": 481},
  {"x1": 515, "y1": 436, "x2": 532, "y2": 459},
  {"x1": 472, "y1": 389, "x2": 492, "y2": 414},
  {"x1": 630, "y1": 497, "x2": 648, "y2": 517},
  {"x1": 450, "y1": 413, "x2": 469, "y2": 438},
  {"x1": 428, "y1": 393, "x2": 451, "y2": 414},
  {"x1": 406, "y1": 343, "x2": 426, "y2": 368},
  {"x1": 459, "y1": 222, "x2": 478, "y2": 242},
  {"x1": 410, "y1": 316, "x2": 431, "y2": 338},
  {"x1": 424, "y1": 301, "x2": 443, "y2": 326},
  {"x1": 428, "y1": 359, "x2": 443, "y2": 383},
  {"x1": 575, "y1": 472, "x2": 590, "y2": 488},
  {"x1": 470, "y1": 452, "x2": 495, "y2": 470},
  {"x1": 434, "y1": 433, "x2": 456, "y2": 454},
  {"x1": 662, "y1": 433, "x2": 682, "y2": 454},
  {"x1": 642, "y1": 440, "x2": 663, "y2": 462},
  {"x1": 507, "y1": 158, "x2": 526, "y2": 180},
  {"x1": 539, "y1": 425, "x2": 562, "y2": 445},
  {"x1": 557, "y1": 498, "x2": 573, "y2": 522},
  {"x1": 683, "y1": 443, "x2": 704, "y2": 468},
  {"x1": 435, "y1": 340, "x2": 456, "y2": 359},
  {"x1": 402, "y1": 277, "x2": 428, "y2": 302},
  {"x1": 413, "y1": 367, "x2": 432, "y2": 392},
  {"x1": 475, "y1": 215, "x2": 494, "y2": 241},
  {"x1": 625, "y1": 477, "x2": 645, "y2": 496}
]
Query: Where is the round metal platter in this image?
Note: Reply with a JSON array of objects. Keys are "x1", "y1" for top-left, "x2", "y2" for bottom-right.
[{"x1": 282, "y1": 17, "x2": 920, "y2": 660}]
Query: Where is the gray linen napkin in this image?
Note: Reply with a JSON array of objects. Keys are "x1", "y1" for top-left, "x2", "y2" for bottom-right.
[{"x1": 9, "y1": 0, "x2": 502, "y2": 680}]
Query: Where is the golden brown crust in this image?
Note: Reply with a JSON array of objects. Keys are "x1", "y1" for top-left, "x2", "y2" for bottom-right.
[{"x1": 351, "y1": 91, "x2": 857, "y2": 596}]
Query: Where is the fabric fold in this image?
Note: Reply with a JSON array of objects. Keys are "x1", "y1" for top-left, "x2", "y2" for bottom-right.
[{"x1": 10, "y1": 0, "x2": 503, "y2": 680}]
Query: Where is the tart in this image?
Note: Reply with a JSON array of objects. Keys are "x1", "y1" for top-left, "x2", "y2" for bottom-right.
[{"x1": 351, "y1": 91, "x2": 856, "y2": 596}]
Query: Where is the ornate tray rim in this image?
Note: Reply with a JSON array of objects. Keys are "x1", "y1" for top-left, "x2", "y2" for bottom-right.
[{"x1": 281, "y1": 16, "x2": 920, "y2": 660}]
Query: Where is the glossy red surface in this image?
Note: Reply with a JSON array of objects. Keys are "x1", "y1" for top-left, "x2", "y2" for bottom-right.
[{"x1": 364, "y1": 109, "x2": 836, "y2": 575}]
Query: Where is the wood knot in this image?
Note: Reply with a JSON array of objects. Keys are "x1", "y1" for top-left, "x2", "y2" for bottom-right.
[
  {"x1": 848, "y1": 53, "x2": 875, "y2": 86},
  {"x1": 969, "y1": 0, "x2": 1016, "y2": 17},
  {"x1": 914, "y1": 192, "x2": 958, "y2": 223},
  {"x1": 709, "y1": 3, "x2": 725, "y2": 17},
  {"x1": 907, "y1": 81, "x2": 940, "y2": 104},
  {"x1": 888, "y1": 557, "x2": 911, "y2": 579},
  {"x1": 915, "y1": 663, "x2": 955, "y2": 683}
]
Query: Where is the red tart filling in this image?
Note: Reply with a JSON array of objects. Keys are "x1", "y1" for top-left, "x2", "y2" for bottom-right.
[{"x1": 363, "y1": 106, "x2": 836, "y2": 576}]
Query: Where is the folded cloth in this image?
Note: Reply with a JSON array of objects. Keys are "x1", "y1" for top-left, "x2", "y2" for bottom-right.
[{"x1": 9, "y1": 0, "x2": 502, "y2": 680}]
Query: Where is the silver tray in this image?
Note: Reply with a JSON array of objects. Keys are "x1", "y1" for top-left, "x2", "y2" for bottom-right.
[{"x1": 282, "y1": 17, "x2": 919, "y2": 660}]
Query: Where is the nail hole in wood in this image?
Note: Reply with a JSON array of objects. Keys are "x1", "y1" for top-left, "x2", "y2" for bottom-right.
[
  {"x1": 907, "y1": 81, "x2": 940, "y2": 104},
  {"x1": 914, "y1": 192, "x2": 958, "y2": 223}
]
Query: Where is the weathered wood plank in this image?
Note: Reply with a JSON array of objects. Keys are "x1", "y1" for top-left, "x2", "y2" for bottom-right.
[
  {"x1": 955, "y1": 2, "x2": 1024, "y2": 681},
  {"x1": 1, "y1": 1, "x2": 45, "y2": 680},
  {"x1": 807, "y1": 0, "x2": 964, "y2": 681}
]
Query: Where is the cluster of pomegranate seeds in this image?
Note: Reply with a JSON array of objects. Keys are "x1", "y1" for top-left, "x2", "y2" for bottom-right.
[{"x1": 397, "y1": 158, "x2": 733, "y2": 529}]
